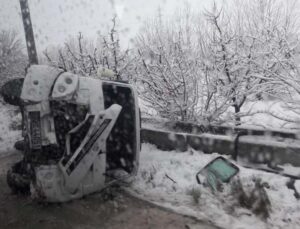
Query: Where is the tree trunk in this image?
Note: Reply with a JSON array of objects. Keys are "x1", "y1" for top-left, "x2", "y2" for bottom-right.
[{"x1": 233, "y1": 104, "x2": 241, "y2": 126}]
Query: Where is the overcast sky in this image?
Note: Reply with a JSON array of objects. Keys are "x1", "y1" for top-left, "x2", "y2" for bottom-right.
[{"x1": 0, "y1": 0, "x2": 221, "y2": 52}]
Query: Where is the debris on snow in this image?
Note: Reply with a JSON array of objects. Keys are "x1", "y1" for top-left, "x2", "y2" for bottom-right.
[
  {"x1": 130, "y1": 143, "x2": 300, "y2": 229},
  {"x1": 196, "y1": 156, "x2": 239, "y2": 192}
]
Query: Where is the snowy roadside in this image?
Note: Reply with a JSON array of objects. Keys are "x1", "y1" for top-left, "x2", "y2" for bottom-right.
[
  {"x1": 225, "y1": 101, "x2": 300, "y2": 130},
  {"x1": 140, "y1": 99, "x2": 300, "y2": 131},
  {"x1": 1, "y1": 100, "x2": 300, "y2": 228},
  {"x1": 129, "y1": 143, "x2": 300, "y2": 229},
  {"x1": 0, "y1": 100, "x2": 22, "y2": 158}
]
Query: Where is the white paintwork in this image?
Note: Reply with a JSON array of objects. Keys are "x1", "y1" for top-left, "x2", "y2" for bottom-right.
[
  {"x1": 76, "y1": 77, "x2": 104, "y2": 113},
  {"x1": 20, "y1": 65, "x2": 140, "y2": 202},
  {"x1": 21, "y1": 65, "x2": 63, "y2": 146},
  {"x1": 51, "y1": 72, "x2": 79, "y2": 100},
  {"x1": 33, "y1": 105, "x2": 121, "y2": 202},
  {"x1": 21, "y1": 65, "x2": 63, "y2": 102}
]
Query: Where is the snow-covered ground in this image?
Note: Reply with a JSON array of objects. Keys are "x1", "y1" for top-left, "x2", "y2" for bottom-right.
[
  {"x1": 0, "y1": 100, "x2": 22, "y2": 158},
  {"x1": 1, "y1": 100, "x2": 300, "y2": 228},
  {"x1": 140, "y1": 98, "x2": 300, "y2": 130},
  {"x1": 130, "y1": 143, "x2": 300, "y2": 229},
  {"x1": 225, "y1": 101, "x2": 300, "y2": 130}
]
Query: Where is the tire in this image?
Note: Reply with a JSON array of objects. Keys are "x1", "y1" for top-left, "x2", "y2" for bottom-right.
[{"x1": 6, "y1": 160, "x2": 31, "y2": 195}]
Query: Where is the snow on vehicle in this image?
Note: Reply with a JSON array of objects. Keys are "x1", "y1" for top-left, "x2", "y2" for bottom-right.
[{"x1": 2, "y1": 65, "x2": 140, "y2": 202}]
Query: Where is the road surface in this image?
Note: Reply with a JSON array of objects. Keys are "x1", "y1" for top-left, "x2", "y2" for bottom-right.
[{"x1": 0, "y1": 153, "x2": 220, "y2": 229}]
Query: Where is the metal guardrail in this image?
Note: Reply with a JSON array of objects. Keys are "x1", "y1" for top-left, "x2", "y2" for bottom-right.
[
  {"x1": 142, "y1": 117, "x2": 299, "y2": 139},
  {"x1": 141, "y1": 127, "x2": 300, "y2": 167}
]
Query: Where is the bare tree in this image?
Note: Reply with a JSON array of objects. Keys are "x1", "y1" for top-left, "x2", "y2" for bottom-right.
[
  {"x1": 101, "y1": 16, "x2": 136, "y2": 81},
  {"x1": 134, "y1": 6, "x2": 241, "y2": 123},
  {"x1": 41, "y1": 1, "x2": 300, "y2": 127},
  {"x1": 200, "y1": 3, "x2": 260, "y2": 125},
  {"x1": 134, "y1": 8, "x2": 227, "y2": 122},
  {"x1": 43, "y1": 32, "x2": 100, "y2": 76},
  {"x1": 43, "y1": 17, "x2": 134, "y2": 81},
  {"x1": 0, "y1": 30, "x2": 27, "y2": 84},
  {"x1": 235, "y1": 0, "x2": 300, "y2": 126},
  {"x1": 195, "y1": 0, "x2": 300, "y2": 126}
]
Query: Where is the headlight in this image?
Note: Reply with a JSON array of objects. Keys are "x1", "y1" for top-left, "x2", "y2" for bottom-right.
[{"x1": 58, "y1": 85, "x2": 66, "y2": 93}]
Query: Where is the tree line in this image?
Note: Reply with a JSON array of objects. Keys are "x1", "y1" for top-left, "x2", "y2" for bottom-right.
[{"x1": 1, "y1": 0, "x2": 300, "y2": 125}]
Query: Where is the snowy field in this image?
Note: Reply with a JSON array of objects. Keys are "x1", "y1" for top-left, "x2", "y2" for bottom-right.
[
  {"x1": 0, "y1": 100, "x2": 22, "y2": 158},
  {"x1": 140, "y1": 97, "x2": 300, "y2": 131},
  {"x1": 130, "y1": 143, "x2": 300, "y2": 229},
  {"x1": 1, "y1": 100, "x2": 300, "y2": 228},
  {"x1": 234, "y1": 101, "x2": 300, "y2": 130}
]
